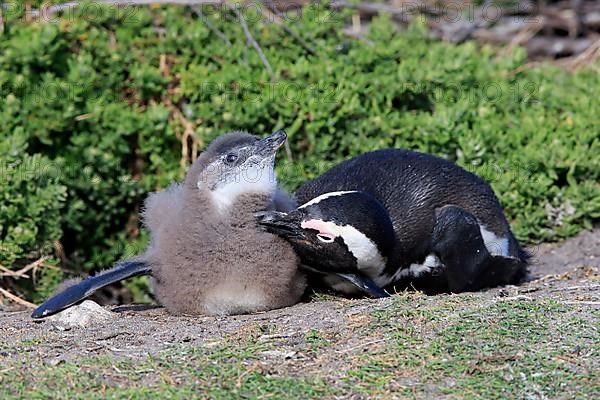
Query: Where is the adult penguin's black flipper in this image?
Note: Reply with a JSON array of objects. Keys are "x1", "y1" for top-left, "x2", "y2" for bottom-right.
[{"x1": 31, "y1": 261, "x2": 152, "y2": 319}]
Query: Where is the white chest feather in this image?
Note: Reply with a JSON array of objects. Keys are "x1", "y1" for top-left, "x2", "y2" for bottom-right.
[
  {"x1": 204, "y1": 280, "x2": 267, "y2": 316},
  {"x1": 209, "y1": 164, "x2": 277, "y2": 214}
]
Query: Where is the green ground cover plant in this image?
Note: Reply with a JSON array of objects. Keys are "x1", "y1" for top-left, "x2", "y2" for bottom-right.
[
  {"x1": 0, "y1": 1, "x2": 598, "y2": 300},
  {"x1": 1, "y1": 294, "x2": 597, "y2": 398}
]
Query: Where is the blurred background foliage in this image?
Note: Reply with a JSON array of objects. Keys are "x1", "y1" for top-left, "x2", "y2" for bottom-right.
[{"x1": 0, "y1": 1, "x2": 598, "y2": 303}]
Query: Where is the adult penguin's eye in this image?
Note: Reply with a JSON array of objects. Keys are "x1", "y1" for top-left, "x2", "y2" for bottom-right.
[{"x1": 225, "y1": 153, "x2": 238, "y2": 164}]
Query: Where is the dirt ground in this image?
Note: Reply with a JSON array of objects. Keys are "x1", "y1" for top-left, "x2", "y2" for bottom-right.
[{"x1": 1, "y1": 228, "x2": 598, "y2": 366}]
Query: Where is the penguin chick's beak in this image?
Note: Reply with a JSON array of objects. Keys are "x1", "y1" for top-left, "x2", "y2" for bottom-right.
[
  {"x1": 256, "y1": 211, "x2": 305, "y2": 239},
  {"x1": 255, "y1": 130, "x2": 287, "y2": 157}
]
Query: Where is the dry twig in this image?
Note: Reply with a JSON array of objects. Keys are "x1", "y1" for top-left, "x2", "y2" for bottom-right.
[
  {"x1": 25, "y1": 0, "x2": 226, "y2": 18},
  {"x1": 497, "y1": 17, "x2": 545, "y2": 59},
  {"x1": 229, "y1": 3, "x2": 276, "y2": 84},
  {"x1": 164, "y1": 98, "x2": 200, "y2": 169},
  {"x1": 191, "y1": 4, "x2": 233, "y2": 47},
  {"x1": 153, "y1": 33, "x2": 201, "y2": 167},
  {"x1": 549, "y1": 284, "x2": 600, "y2": 292},
  {"x1": 0, "y1": 256, "x2": 51, "y2": 279},
  {"x1": 336, "y1": 338, "x2": 386, "y2": 354},
  {"x1": 0, "y1": 287, "x2": 37, "y2": 309},
  {"x1": 263, "y1": 0, "x2": 316, "y2": 55},
  {"x1": 0, "y1": 1, "x2": 4, "y2": 35},
  {"x1": 563, "y1": 38, "x2": 600, "y2": 71}
]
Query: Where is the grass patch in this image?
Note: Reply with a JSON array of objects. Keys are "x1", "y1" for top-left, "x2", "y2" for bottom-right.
[
  {"x1": 344, "y1": 296, "x2": 599, "y2": 399},
  {"x1": 1, "y1": 341, "x2": 333, "y2": 399},
  {"x1": 2, "y1": 294, "x2": 597, "y2": 398}
]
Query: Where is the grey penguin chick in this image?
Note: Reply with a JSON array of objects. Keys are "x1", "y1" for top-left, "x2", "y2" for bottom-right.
[
  {"x1": 31, "y1": 131, "x2": 305, "y2": 318},
  {"x1": 142, "y1": 130, "x2": 306, "y2": 315}
]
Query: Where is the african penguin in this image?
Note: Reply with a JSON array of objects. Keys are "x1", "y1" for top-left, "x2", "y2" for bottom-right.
[
  {"x1": 258, "y1": 148, "x2": 529, "y2": 296},
  {"x1": 32, "y1": 130, "x2": 305, "y2": 318}
]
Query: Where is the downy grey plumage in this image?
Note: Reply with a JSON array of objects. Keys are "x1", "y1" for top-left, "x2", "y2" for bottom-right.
[
  {"x1": 145, "y1": 131, "x2": 305, "y2": 315},
  {"x1": 32, "y1": 131, "x2": 305, "y2": 318}
]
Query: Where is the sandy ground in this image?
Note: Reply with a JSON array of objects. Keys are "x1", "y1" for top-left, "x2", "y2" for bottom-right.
[{"x1": 0, "y1": 228, "x2": 598, "y2": 365}]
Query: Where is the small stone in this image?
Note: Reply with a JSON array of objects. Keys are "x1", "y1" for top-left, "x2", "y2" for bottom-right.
[
  {"x1": 52, "y1": 324, "x2": 70, "y2": 332},
  {"x1": 260, "y1": 350, "x2": 297, "y2": 360},
  {"x1": 48, "y1": 300, "x2": 115, "y2": 329},
  {"x1": 45, "y1": 356, "x2": 65, "y2": 366}
]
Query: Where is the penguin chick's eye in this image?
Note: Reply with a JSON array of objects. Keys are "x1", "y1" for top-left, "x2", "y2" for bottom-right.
[
  {"x1": 316, "y1": 233, "x2": 335, "y2": 243},
  {"x1": 225, "y1": 153, "x2": 238, "y2": 164}
]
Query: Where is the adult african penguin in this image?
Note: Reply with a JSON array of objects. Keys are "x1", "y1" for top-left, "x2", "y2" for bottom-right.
[
  {"x1": 258, "y1": 148, "x2": 529, "y2": 296},
  {"x1": 32, "y1": 130, "x2": 305, "y2": 318}
]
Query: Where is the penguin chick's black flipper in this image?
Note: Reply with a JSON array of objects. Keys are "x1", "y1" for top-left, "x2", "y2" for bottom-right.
[
  {"x1": 336, "y1": 273, "x2": 390, "y2": 298},
  {"x1": 31, "y1": 261, "x2": 151, "y2": 319}
]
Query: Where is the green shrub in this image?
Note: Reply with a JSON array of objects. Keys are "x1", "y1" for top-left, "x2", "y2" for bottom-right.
[
  {"x1": 0, "y1": 133, "x2": 66, "y2": 302},
  {"x1": 0, "y1": 2, "x2": 598, "y2": 301}
]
